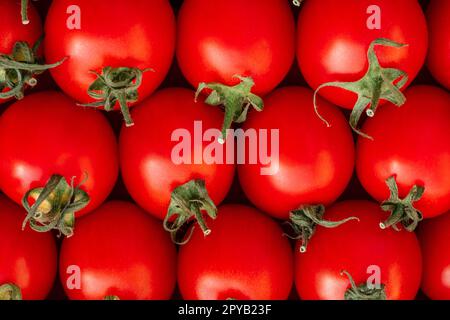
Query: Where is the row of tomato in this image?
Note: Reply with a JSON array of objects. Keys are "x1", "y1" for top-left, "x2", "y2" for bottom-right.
[
  {"x1": 0, "y1": 0, "x2": 449, "y2": 301},
  {"x1": 2, "y1": 195, "x2": 447, "y2": 301},
  {"x1": 1, "y1": 85, "x2": 448, "y2": 300}
]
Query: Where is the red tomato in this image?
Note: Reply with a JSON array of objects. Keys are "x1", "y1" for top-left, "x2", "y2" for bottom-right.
[
  {"x1": 357, "y1": 86, "x2": 450, "y2": 221},
  {"x1": 238, "y1": 87, "x2": 355, "y2": 220},
  {"x1": 419, "y1": 212, "x2": 450, "y2": 300},
  {"x1": 178, "y1": 204, "x2": 293, "y2": 300},
  {"x1": 177, "y1": 0, "x2": 295, "y2": 96},
  {"x1": 297, "y1": 0, "x2": 428, "y2": 114},
  {"x1": 0, "y1": 196, "x2": 57, "y2": 300},
  {"x1": 295, "y1": 201, "x2": 422, "y2": 300},
  {"x1": 119, "y1": 88, "x2": 235, "y2": 221},
  {"x1": 0, "y1": 92, "x2": 118, "y2": 234},
  {"x1": 0, "y1": 0, "x2": 43, "y2": 103},
  {"x1": 59, "y1": 201, "x2": 177, "y2": 300},
  {"x1": 44, "y1": 0, "x2": 176, "y2": 125},
  {"x1": 427, "y1": 0, "x2": 450, "y2": 90}
]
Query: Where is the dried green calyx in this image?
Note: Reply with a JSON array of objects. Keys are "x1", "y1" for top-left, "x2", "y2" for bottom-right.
[
  {"x1": 380, "y1": 176, "x2": 424, "y2": 232},
  {"x1": 314, "y1": 38, "x2": 409, "y2": 140},
  {"x1": 0, "y1": 284, "x2": 22, "y2": 300},
  {"x1": 342, "y1": 271, "x2": 387, "y2": 300},
  {"x1": 22, "y1": 174, "x2": 90, "y2": 237},
  {"x1": 164, "y1": 179, "x2": 217, "y2": 245},
  {"x1": 195, "y1": 76, "x2": 264, "y2": 144},
  {"x1": 81, "y1": 66, "x2": 153, "y2": 127},
  {"x1": 285, "y1": 205, "x2": 359, "y2": 253},
  {"x1": 0, "y1": 39, "x2": 66, "y2": 101}
]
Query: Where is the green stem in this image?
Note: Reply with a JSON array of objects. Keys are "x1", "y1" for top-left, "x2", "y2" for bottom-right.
[
  {"x1": 117, "y1": 91, "x2": 134, "y2": 127},
  {"x1": 21, "y1": 0, "x2": 29, "y2": 24}
]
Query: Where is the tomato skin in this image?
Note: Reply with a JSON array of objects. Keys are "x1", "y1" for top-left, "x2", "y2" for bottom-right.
[
  {"x1": 427, "y1": 0, "x2": 450, "y2": 90},
  {"x1": 419, "y1": 212, "x2": 450, "y2": 300},
  {"x1": 295, "y1": 201, "x2": 422, "y2": 300},
  {"x1": 44, "y1": 0, "x2": 175, "y2": 107},
  {"x1": 297, "y1": 0, "x2": 428, "y2": 109},
  {"x1": 0, "y1": 0, "x2": 42, "y2": 104},
  {"x1": 60, "y1": 201, "x2": 177, "y2": 300},
  {"x1": 119, "y1": 88, "x2": 235, "y2": 220},
  {"x1": 0, "y1": 91, "x2": 119, "y2": 217},
  {"x1": 177, "y1": 0, "x2": 295, "y2": 96},
  {"x1": 0, "y1": 1, "x2": 42, "y2": 53},
  {"x1": 0, "y1": 196, "x2": 57, "y2": 300},
  {"x1": 238, "y1": 87, "x2": 355, "y2": 220},
  {"x1": 356, "y1": 86, "x2": 450, "y2": 219},
  {"x1": 178, "y1": 204, "x2": 293, "y2": 300}
]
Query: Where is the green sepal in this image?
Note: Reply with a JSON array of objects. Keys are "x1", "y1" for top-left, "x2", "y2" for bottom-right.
[
  {"x1": 163, "y1": 179, "x2": 217, "y2": 245},
  {"x1": 342, "y1": 271, "x2": 387, "y2": 301},
  {"x1": 313, "y1": 38, "x2": 409, "y2": 140},
  {"x1": 80, "y1": 66, "x2": 153, "y2": 127},
  {"x1": 195, "y1": 76, "x2": 264, "y2": 143},
  {"x1": 0, "y1": 39, "x2": 66, "y2": 101},
  {"x1": 285, "y1": 205, "x2": 359, "y2": 253},
  {"x1": 380, "y1": 176, "x2": 424, "y2": 232},
  {"x1": 22, "y1": 174, "x2": 90, "y2": 237}
]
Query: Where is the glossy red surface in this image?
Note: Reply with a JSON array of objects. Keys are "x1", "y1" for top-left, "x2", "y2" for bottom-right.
[
  {"x1": 119, "y1": 88, "x2": 235, "y2": 220},
  {"x1": 297, "y1": 0, "x2": 428, "y2": 109},
  {"x1": 357, "y1": 86, "x2": 450, "y2": 218},
  {"x1": 59, "y1": 201, "x2": 177, "y2": 300},
  {"x1": 0, "y1": 196, "x2": 57, "y2": 300},
  {"x1": 178, "y1": 204, "x2": 294, "y2": 300},
  {"x1": 295, "y1": 201, "x2": 422, "y2": 300},
  {"x1": 0, "y1": 91, "x2": 119, "y2": 216},
  {"x1": 177, "y1": 0, "x2": 296, "y2": 95},
  {"x1": 238, "y1": 87, "x2": 355, "y2": 219},
  {"x1": 44, "y1": 0, "x2": 176, "y2": 108}
]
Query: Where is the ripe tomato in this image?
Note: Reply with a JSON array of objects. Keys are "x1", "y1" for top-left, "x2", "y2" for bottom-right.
[
  {"x1": 0, "y1": 0, "x2": 49, "y2": 103},
  {"x1": 357, "y1": 86, "x2": 450, "y2": 226},
  {"x1": 295, "y1": 201, "x2": 422, "y2": 300},
  {"x1": 419, "y1": 212, "x2": 450, "y2": 300},
  {"x1": 238, "y1": 87, "x2": 355, "y2": 220},
  {"x1": 0, "y1": 91, "x2": 119, "y2": 236},
  {"x1": 0, "y1": 196, "x2": 57, "y2": 300},
  {"x1": 59, "y1": 201, "x2": 177, "y2": 300},
  {"x1": 177, "y1": 0, "x2": 295, "y2": 96},
  {"x1": 178, "y1": 204, "x2": 293, "y2": 300},
  {"x1": 427, "y1": 0, "x2": 450, "y2": 90},
  {"x1": 297, "y1": 0, "x2": 428, "y2": 134},
  {"x1": 45, "y1": 0, "x2": 176, "y2": 126},
  {"x1": 119, "y1": 88, "x2": 235, "y2": 235}
]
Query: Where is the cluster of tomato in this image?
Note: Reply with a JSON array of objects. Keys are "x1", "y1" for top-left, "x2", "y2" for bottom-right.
[{"x1": 0, "y1": 0, "x2": 449, "y2": 301}]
